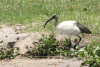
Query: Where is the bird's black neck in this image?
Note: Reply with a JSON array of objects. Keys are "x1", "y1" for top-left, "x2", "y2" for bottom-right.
[{"x1": 54, "y1": 16, "x2": 58, "y2": 27}]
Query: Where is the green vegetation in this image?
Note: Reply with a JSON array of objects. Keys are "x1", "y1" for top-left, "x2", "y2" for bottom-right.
[
  {"x1": 26, "y1": 34, "x2": 70, "y2": 58},
  {"x1": 78, "y1": 42, "x2": 100, "y2": 67},
  {"x1": 0, "y1": 47, "x2": 19, "y2": 60},
  {"x1": 25, "y1": 34, "x2": 100, "y2": 67},
  {"x1": 0, "y1": 34, "x2": 100, "y2": 67}
]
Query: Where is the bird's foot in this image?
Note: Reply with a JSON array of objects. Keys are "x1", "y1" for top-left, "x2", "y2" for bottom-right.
[
  {"x1": 73, "y1": 45, "x2": 76, "y2": 49},
  {"x1": 67, "y1": 39, "x2": 72, "y2": 48},
  {"x1": 67, "y1": 43, "x2": 72, "y2": 48}
]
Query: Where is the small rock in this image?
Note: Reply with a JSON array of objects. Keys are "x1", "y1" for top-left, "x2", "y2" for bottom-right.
[
  {"x1": 83, "y1": 8, "x2": 88, "y2": 10},
  {"x1": 6, "y1": 39, "x2": 16, "y2": 48},
  {"x1": 7, "y1": 41, "x2": 16, "y2": 48},
  {"x1": 25, "y1": 45, "x2": 28, "y2": 49},
  {"x1": 15, "y1": 32, "x2": 19, "y2": 34},
  {"x1": 81, "y1": 62, "x2": 87, "y2": 66},
  {"x1": 72, "y1": 59, "x2": 76, "y2": 61},
  {"x1": 32, "y1": 41, "x2": 38, "y2": 44},
  {"x1": 67, "y1": 64, "x2": 70, "y2": 66},
  {"x1": 0, "y1": 40, "x2": 3, "y2": 43},
  {"x1": 16, "y1": 37, "x2": 20, "y2": 40},
  {"x1": 6, "y1": 35, "x2": 8, "y2": 38},
  {"x1": 78, "y1": 58, "x2": 82, "y2": 60}
]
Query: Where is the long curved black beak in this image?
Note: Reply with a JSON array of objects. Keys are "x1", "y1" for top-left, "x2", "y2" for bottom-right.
[
  {"x1": 44, "y1": 19, "x2": 51, "y2": 28},
  {"x1": 44, "y1": 16, "x2": 54, "y2": 28}
]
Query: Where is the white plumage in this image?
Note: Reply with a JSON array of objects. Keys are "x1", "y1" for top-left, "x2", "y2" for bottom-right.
[
  {"x1": 56, "y1": 21, "x2": 81, "y2": 38},
  {"x1": 44, "y1": 14, "x2": 92, "y2": 49}
]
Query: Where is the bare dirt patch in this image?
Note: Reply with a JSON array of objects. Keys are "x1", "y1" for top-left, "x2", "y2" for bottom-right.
[{"x1": 0, "y1": 57, "x2": 87, "y2": 67}]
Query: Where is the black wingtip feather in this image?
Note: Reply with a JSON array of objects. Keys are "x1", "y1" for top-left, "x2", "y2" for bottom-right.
[{"x1": 75, "y1": 22, "x2": 92, "y2": 34}]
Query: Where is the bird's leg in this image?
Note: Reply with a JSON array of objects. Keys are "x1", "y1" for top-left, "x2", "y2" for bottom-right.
[
  {"x1": 67, "y1": 38, "x2": 72, "y2": 48},
  {"x1": 73, "y1": 35, "x2": 82, "y2": 49}
]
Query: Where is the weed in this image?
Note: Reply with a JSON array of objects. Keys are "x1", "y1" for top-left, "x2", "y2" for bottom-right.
[
  {"x1": 78, "y1": 42, "x2": 100, "y2": 67},
  {"x1": 0, "y1": 47, "x2": 19, "y2": 60},
  {"x1": 26, "y1": 34, "x2": 70, "y2": 58}
]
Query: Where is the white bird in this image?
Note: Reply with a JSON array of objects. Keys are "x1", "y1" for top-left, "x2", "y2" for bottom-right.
[{"x1": 44, "y1": 14, "x2": 92, "y2": 49}]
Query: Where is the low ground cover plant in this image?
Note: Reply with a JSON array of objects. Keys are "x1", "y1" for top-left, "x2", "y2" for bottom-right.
[
  {"x1": 0, "y1": 47, "x2": 19, "y2": 60},
  {"x1": 0, "y1": 34, "x2": 100, "y2": 67},
  {"x1": 78, "y1": 41, "x2": 100, "y2": 67},
  {"x1": 26, "y1": 34, "x2": 71, "y2": 58}
]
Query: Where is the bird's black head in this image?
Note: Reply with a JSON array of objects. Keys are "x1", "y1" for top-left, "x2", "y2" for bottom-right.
[
  {"x1": 51, "y1": 14, "x2": 57, "y2": 19},
  {"x1": 44, "y1": 14, "x2": 58, "y2": 28}
]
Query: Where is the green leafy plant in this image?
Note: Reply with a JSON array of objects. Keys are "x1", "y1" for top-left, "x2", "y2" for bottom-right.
[
  {"x1": 26, "y1": 34, "x2": 70, "y2": 58},
  {"x1": 0, "y1": 47, "x2": 19, "y2": 60},
  {"x1": 0, "y1": 50, "x2": 4, "y2": 60},
  {"x1": 78, "y1": 42, "x2": 100, "y2": 67}
]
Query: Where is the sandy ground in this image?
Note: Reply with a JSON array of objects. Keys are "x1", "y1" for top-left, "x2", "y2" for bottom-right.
[{"x1": 0, "y1": 58, "x2": 87, "y2": 67}]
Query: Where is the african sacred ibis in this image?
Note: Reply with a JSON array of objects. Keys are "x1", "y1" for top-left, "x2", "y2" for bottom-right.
[{"x1": 44, "y1": 14, "x2": 92, "y2": 49}]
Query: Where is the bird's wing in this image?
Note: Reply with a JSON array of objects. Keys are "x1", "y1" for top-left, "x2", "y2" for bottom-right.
[{"x1": 74, "y1": 22, "x2": 92, "y2": 34}]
